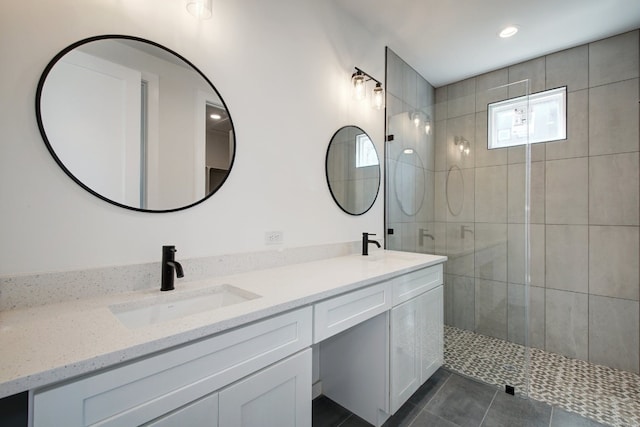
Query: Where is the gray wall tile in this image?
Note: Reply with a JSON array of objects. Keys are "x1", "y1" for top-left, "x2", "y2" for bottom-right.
[
  {"x1": 475, "y1": 166, "x2": 507, "y2": 223},
  {"x1": 545, "y1": 289, "x2": 588, "y2": 360},
  {"x1": 545, "y1": 89, "x2": 588, "y2": 161},
  {"x1": 508, "y1": 161, "x2": 545, "y2": 224},
  {"x1": 589, "y1": 225, "x2": 639, "y2": 301},
  {"x1": 474, "y1": 223, "x2": 507, "y2": 282},
  {"x1": 446, "y1": 167, "x2": 475, "y2": 223},
  {"x1": 589, "y1": 153, "x2": 639, "y2": 226},
  {"x1": 589, "y1": 295, "x2": 639, "y2": 373},
  {"x1": 546, "y1": 225, "x2": 589, "y2": 293},
  {"x1": 446, "y1": 114, "x2": 475, "y2": 170},
  {"x1": 508, "y1": 283, "x2": 545, "y2": 349},
  {"x1": 509, "y1": 57, "x2": 546, "y2": 95},
  {"x1": 451, "y1": 275, "x2": 476, "y2": 331},
  {"x1": 546, "y1": 45, "x2": 589, "y2": 91},
  {"x1": 507, "y1": 224, "x2": 545, "y2": 288},
  {"x1": 446, "y1": 222, "x2": 475, "y2": 276},
  {"x1": 475, "y1": 112, "x2": 508, "y2": 168},
  {"x1": 589, "y1": 30, "x2": 639, "y2": 87},
  {"x1": 447, "y1": 78, "x2": 476, "y2": 118},
  {"x1": 476, "y1": 278, "x2": 508, "y2": 339},
  {"x1": 589, "y1": 78, "x2": 640, "y2": 156},
  {"x1": 476, "y1": 69, "x2": 509, "y2": 112},
  {"x1": 435, "y1": 119, "x2": 447, "y2": 171},
  {"x1": 435, "y1": 86, "x2": 448, "y2": 120},
  {"x1": 545, "y1": 157, "x2": 588, "y2": 224}
]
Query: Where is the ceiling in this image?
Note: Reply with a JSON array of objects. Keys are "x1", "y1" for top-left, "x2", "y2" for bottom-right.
[{"x1": 334, "y1": 0, "x2": 640, "y2": 87}]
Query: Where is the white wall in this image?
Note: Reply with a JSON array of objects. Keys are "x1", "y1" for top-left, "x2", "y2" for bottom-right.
[{"x1": 0, "y1": 0, "x2": 386, "y2": 275}]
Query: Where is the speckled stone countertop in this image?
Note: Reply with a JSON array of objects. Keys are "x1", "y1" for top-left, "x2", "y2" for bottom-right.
[{"x1": 0, "y1": 250, "x2": 446, "y2": 399}]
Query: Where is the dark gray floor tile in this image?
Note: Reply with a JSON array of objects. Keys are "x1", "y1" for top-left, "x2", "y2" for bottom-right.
[
  {"x1": 382, "y1": 401, "x2": 422, "y2": 427},
  {"x1": 409, "y1": 368, "x2": 452, "y2": 408},
  {"x1": 550, "y1": 408, "x2": 609, "y2": 427},
  {"x1": 425, "y1": 373, "x2": 497, "y2": 427},
  {"x1": 410, "y1": 410, "x2": 460, "y2": 426},
  {"x1": 313, "y1": 395, "x2": 352, "y2": 427},
  {"x1": 339, "y1": 414, "x2": 372, "y2": 427},
  {"x1": 481, "y1": 392, "x2": 551, "y2": 427}
]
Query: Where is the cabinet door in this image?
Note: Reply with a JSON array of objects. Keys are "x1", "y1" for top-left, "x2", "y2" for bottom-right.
[
  {"x1": 389, "y1": 299, "x2": 421, "y2": 414},
  {"x1": 219, "y1": 349, "x2": 311, "y2": 427},
  {"x1": 419, "y1": 285, "x2": 443, "y2": 383},
  {"x1": 143, "y1": 393, "x2": 218, "y2": 427}
]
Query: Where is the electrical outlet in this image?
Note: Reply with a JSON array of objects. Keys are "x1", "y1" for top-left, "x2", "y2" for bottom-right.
[{"x1": 265, "y1": 231, "x2": 284, "y2": 245}]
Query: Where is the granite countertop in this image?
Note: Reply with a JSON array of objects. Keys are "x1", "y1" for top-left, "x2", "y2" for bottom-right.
[{"x1": 0, "y1": 250, "x2": 446, "y2": 398}]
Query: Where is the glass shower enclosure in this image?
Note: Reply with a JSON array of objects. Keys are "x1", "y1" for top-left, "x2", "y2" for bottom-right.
[{"x1": 385, "y1": 48, "x2": 532, "y2": 396}]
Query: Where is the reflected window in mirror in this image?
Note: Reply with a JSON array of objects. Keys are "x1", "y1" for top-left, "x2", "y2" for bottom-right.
[
  {"x1": 36, "y1": 35, "x2": 235, "y2": 212},
  {"x1": 326, "y1": 126, "x2": 380, "y2": 216}
]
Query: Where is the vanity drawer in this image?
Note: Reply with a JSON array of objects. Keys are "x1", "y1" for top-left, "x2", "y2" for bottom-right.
[
  {"x1": 391, "y1": 264, "x2": 443, "y2": 306},
  {"x1": 313, "y1": 282, "x2": 391, "y2": 343},
  {"x1": 33, "y1": 306, "x2": 312, "y2": 427}
]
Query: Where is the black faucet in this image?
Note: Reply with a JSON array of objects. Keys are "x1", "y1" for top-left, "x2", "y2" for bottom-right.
[
  {"x1": 161, "y1": 245, "x2": 184, "y2": 291},
  {"x1": 362, "y1": 232, "x2": 381, "y2": 256}
]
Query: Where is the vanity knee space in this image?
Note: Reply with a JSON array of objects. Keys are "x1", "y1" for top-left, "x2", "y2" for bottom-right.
[{"x1": 314, "y1": 263, "x2": 444, "y2": 427}]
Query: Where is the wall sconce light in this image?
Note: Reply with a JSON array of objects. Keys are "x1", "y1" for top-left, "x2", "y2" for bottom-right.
[
  {"x1": 186, "y1": 0, "x2": 212, "y2": 19},
  {"x1": 352, "y1": 67, "x2": 385, "y2": 109},
  {"x1": 372, "y1": 83, "x2": 385, "y2": 110},
  {"x1": 454, "y1": 136, "x2": 470, "y2": 156}
]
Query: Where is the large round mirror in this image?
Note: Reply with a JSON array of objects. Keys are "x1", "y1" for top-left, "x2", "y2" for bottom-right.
[
  {"x1": 36, "y1": 35, "x2": 235, "y2": 212},
  {"x1": 325, "y1": 126, "x2": 380, "y2": 215}
]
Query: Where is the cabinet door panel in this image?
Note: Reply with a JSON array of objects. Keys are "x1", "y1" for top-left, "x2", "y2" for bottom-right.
[
  {"x1": 389, "y1": 299, "x2": 420, "y2": 413},
  {"x1": 219, "y1": 349, "x2": 311, "y2": 427},
  {"x1": 143, "y1": 393, "x2": 218, "y2": 427},
  {"x1": 420, "y1": 286, "x2": 444, "y2": 382}
]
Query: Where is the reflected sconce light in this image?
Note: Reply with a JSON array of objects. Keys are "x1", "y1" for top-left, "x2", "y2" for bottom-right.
[
  {"x1": 424, "y1": 115, "x2": 432, "y2": 135},
  {"x1": 352, "y1": 67, "x2": 385, "y2": 109},
  {"x1": 411, "y1": 111, "x2": 421, "y2": 128},
  {"x1": 454, "y1": 136, "x2": 470, "y2": 156},
  {"x1": 186, "y1": 0, "x2": 212, "y2": 19}
]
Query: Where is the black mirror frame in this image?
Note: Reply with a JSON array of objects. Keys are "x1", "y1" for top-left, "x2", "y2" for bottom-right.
[
  {"x1": 325, "y1": 125, "x2": 381, "y2": 216},
  {"x1": 35, "y1": 34, "x2": 236, "y2": 213}
]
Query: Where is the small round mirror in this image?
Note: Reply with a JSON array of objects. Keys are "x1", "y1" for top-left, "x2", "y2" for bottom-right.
[
  {"x1": 325, "y1": 126, "x2": 380, "y2": 215},
  {"x1": 394, "y1": 148, "x2": 425, "y2": 216},
  {"x1": 36, "y1": 35, "x2": 235, "y2": 212}
]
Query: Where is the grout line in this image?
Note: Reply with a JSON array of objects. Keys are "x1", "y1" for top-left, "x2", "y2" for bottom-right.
[
  {"x1": 548, "y1": 406, "x2": 555, "y2": 427},
  {"x1": 479, "y1": 390, "x2": 498, "y2": 427}
]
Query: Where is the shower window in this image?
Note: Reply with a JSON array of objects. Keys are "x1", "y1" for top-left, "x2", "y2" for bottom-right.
[{"x1": 488, "y1": 86, "x2": 566, "y2": 149}]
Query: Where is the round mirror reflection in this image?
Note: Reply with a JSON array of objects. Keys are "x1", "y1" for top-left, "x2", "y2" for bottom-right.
[
  {"x1": 394, "y1": 148, "x2": 425, "y2": 216},
  {"x1": 325, "y1": 126, "x2": 380, "y2": 215},
  {"x1": 36, "y1": 35, "x2": 235, "y2": 212}
]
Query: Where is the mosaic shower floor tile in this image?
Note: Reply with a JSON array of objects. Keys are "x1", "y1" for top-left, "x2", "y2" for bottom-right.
[{"x1": 444, "y1": 326, "x2": 640, "y2": 427}]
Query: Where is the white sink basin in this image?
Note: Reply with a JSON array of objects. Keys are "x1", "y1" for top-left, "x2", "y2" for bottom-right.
[{"x1": 110, "y1": 284, "x2": 261, "y2": 329}]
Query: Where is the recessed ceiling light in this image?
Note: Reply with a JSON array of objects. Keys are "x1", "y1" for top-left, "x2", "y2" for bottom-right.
[
  {"x1": 499, "y1": 26, "x2": 519, "y2": 38},
  {"x1": 210, "y1": 113, "x2": 222, "y2": 120}
]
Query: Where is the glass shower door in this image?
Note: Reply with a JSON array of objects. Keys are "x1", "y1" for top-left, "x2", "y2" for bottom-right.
[{"x1": 385, "y1": 68, "x2": 533, "y2": 396}]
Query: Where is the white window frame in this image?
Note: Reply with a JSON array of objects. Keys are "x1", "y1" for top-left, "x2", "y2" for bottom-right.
[
  {"x1": 488, "y1": 86, "x2": 567, "y2": 150},
  {"x1": 355, "y1": 133, "x2": 378, "y2": 168}
]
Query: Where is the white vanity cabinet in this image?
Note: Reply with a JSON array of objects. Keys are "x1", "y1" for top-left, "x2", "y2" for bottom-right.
[
  {"x1": 219, "y1": 349, "x2": 311, "y2": 427},
  {"x1": 318, "y1": 263, "x2": 444, "y2": 426},
  {"x1": 32, "y1": 307, "x2": 312, "y2": 427},
  {"x1": 389, "y1": 283, "x2": 443, "y2": 413}
]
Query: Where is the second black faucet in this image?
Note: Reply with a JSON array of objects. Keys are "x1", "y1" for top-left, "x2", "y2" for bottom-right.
[{"x1": 161, "y1": 245, "x2": 184, "y2": 291}]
